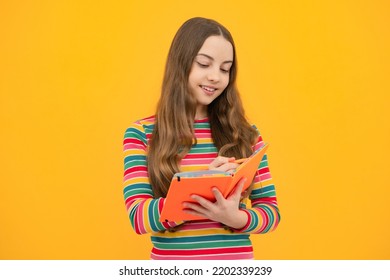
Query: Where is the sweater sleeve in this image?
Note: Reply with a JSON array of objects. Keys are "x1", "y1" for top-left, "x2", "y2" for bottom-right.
[
  {"x1": 123, "y1": 120, "x2": 182, "y2": 234},
  {"x1": 235, "y1": 129, "x2": 281, "y2": 234}
]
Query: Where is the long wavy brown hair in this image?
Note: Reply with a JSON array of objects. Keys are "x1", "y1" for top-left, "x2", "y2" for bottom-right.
[{"x1": 148, "y1": 17, "x2": 258, "y2": 198}]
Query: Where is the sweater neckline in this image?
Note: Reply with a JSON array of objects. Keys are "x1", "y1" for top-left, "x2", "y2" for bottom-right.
[{"x1": 194, "y1": 117, "x2": 209, "y2": 123}]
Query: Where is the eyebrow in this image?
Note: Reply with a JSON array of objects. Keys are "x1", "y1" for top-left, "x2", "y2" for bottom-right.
[{"x1": 197, "y1": 53, "x2": 233, "y2": 65}]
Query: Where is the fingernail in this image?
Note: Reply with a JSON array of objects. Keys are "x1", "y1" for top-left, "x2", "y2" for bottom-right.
[{"x1": 228, "y1": 157, "x2": 235, "y2": 162}]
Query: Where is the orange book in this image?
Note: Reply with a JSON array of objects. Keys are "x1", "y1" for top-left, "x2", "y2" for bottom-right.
[{"x1": 159, "y1": 143, "x2": 269, "y2": 222}]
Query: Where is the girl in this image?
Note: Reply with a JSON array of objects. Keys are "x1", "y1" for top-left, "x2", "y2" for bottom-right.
[{"x1": 123, "y1": 17, "x2": 280, "y2": 260}]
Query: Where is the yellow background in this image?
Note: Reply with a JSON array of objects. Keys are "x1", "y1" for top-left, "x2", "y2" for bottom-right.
[{"x1": 1, "y1": 0, "x2": 389, "y2": 259}]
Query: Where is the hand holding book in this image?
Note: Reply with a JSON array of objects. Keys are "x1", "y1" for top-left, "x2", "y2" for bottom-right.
[
  {"x1": 208, "y1": 156, "x2": 240, "y2": 173},
  {"x1": 182, "y1": 177, "x2": 249, "y2": 229}
]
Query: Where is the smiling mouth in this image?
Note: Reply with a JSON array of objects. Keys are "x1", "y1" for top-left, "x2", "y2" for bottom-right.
[{"x1": 200, "y1": 85, "x2": 217, "y2": 93}]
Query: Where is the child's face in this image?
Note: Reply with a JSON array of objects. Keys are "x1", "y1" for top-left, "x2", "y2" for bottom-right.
[{"x1": 188, "y1": 35, "x2": 233, "y2": 118}]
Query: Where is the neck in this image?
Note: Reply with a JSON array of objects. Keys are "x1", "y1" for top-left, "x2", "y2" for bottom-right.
[{"x1": 195, "y1": 105, "x2": 208, "y2": 120}]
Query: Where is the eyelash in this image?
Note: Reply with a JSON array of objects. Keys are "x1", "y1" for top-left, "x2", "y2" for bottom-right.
[{"x1": 197, "y1": 62, "x2": 229, "y2": 73}]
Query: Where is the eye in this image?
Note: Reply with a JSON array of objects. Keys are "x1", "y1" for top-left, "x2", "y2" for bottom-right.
[
  {"x1": 220, "y1": 68, "x2": 230, "y2": 73},
  {"x1": 197, "y1": 62, "x2": 209, "y2": 68}
]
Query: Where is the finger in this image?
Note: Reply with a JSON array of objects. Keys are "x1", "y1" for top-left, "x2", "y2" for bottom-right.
[
  {"x1": 190, "y1": 194, "x2": 215, "y2": 210},
  {"x1": 182, "y1": 208, "x2": 207, "y2": 218},
  {"x1": 241, "y1": 190, "x2": 248, "y2": 199},
  {"x1": 214, "y1": 162, "x2": 239, "y2": 172},
  {"x1": 229, "y1": 178, "x2": 247, "y2": 200},
  {"x1": 183, "y1": 202, "x2": 206, "y2": 214},
  {"x1": 225, "y1": 164, "x2": 241, "y2": 174},
  {"x1": 182, "y1": 201, "x2": 211, "y2": 219},
  {"x1": 212, "y1": 187, "x2": 225, "y2": 202},
  {"x1": 209, "y1": 156, "x2": 235, "y2": 169}
]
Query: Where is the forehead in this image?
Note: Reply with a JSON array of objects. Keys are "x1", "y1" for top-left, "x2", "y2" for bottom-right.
[{"x1": 197, "y1": 35, "x2": 233, "y2": 61}]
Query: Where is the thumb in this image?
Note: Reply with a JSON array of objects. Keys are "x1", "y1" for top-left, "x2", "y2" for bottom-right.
[{"x1": 229, "y1": 177, "x2": 247, "y2": 200}]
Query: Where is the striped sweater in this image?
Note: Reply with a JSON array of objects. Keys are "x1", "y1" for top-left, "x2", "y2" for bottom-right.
[{"x1": 123, "y1": 116, "x2": 280, "y2": 260}]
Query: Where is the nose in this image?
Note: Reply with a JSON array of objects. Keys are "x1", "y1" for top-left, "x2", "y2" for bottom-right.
[{"x1": 207, "y1": 67, "x2": 220, "y2": 82}]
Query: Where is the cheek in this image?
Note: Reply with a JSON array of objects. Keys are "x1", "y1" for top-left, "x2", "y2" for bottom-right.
[
  {"x1": 188, "y1": 72, "x2": 200, "y2": 87},
  {"x1": 222, "y1": 75, "x2": 230, "y2": 89}
]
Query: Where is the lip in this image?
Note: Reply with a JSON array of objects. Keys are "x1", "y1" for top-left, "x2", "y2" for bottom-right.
[{"x1": 199, "y1": 85, "x2": 217, "y2": 95}]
